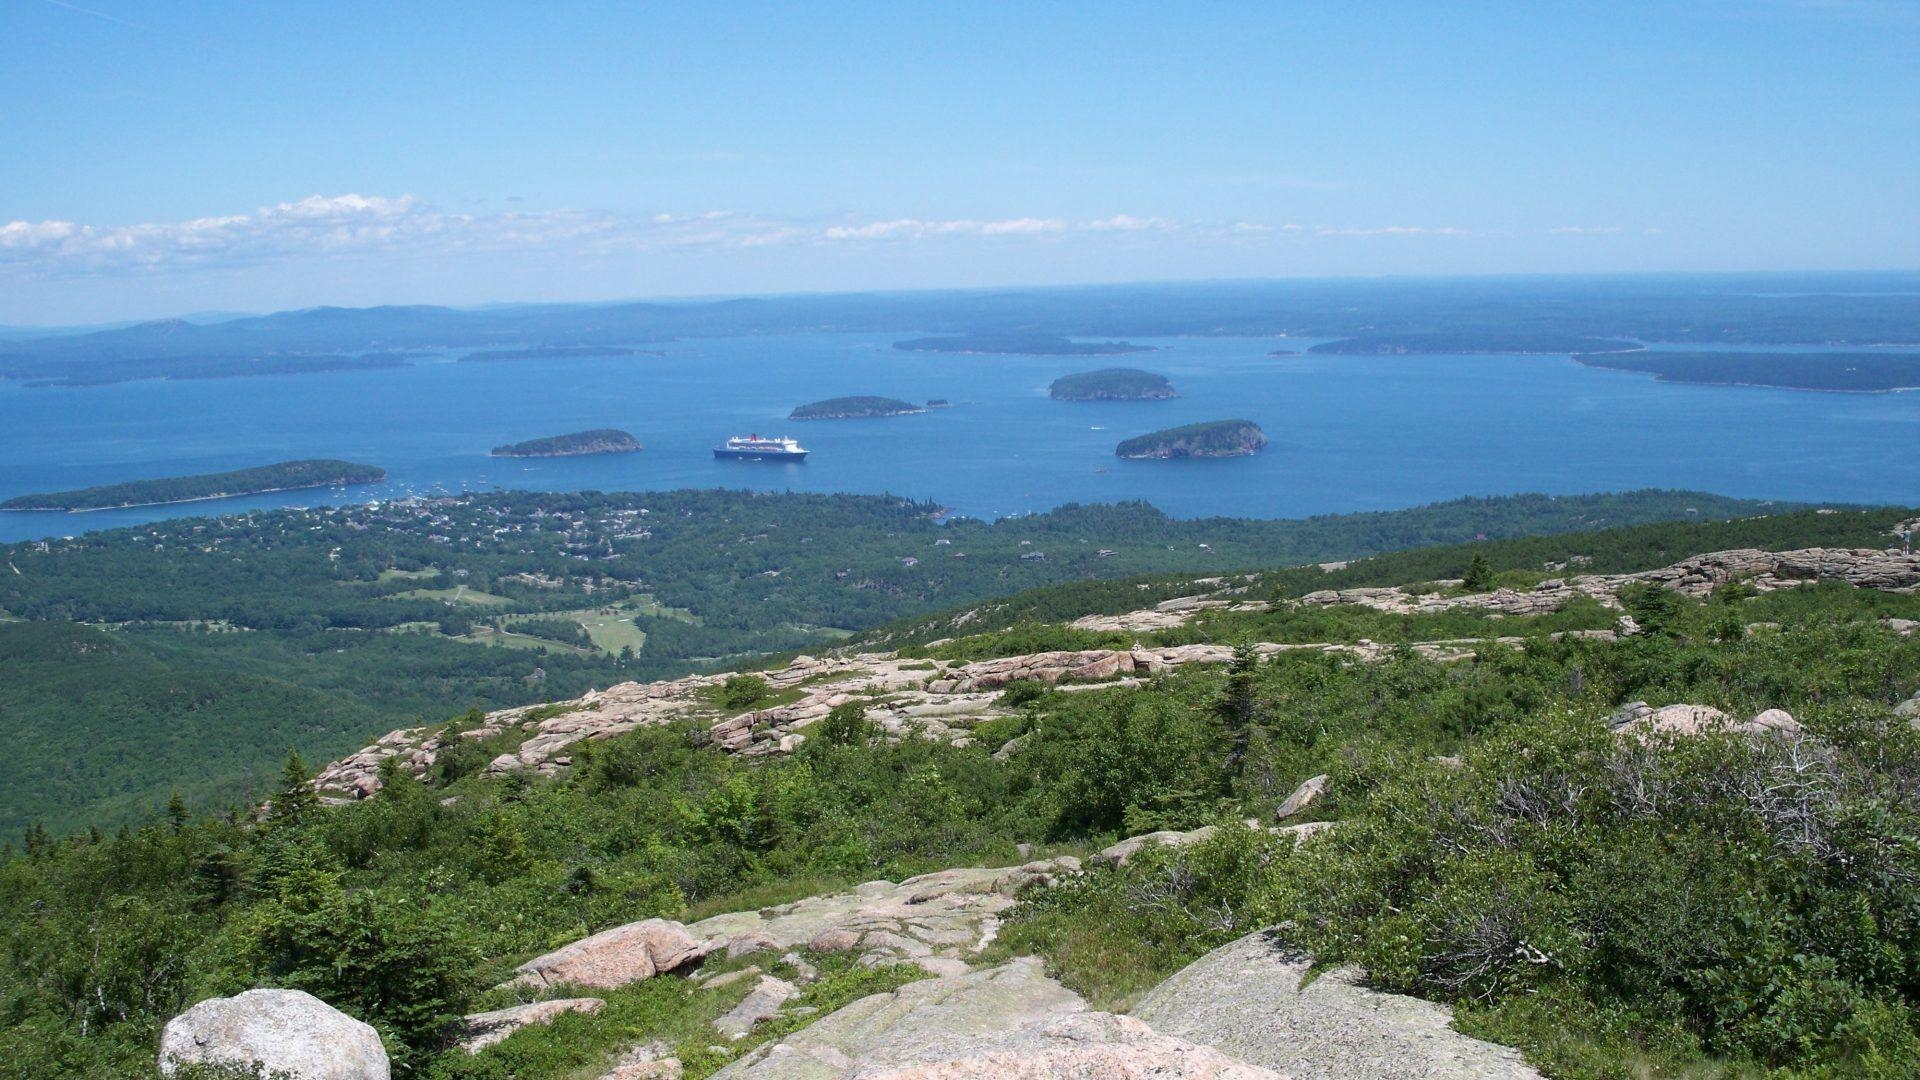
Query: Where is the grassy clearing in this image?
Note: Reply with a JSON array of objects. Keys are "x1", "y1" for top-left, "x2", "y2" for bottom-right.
[
  {"x1": 393, "y1": 585, "x2": 513, "y2": 607},
  {"x1": 377, "y1": 567, "x2": 442, "y2": 582}
]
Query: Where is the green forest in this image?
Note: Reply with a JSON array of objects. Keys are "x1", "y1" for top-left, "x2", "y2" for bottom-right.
[
  {"x1": 0, "y1": 488, "x2": 1803, "y2": 833},
  {"x1": 3, "y1": 504, "x2": 1917, "y2": 1077},
  {"x1": 1115, "y1": 419, "x2": 1266, "y2": 458}
]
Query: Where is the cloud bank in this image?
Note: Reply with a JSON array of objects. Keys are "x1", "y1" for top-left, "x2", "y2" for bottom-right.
[{"x1": 0, "y1": 194, "x2": 1498, "y2": 280}]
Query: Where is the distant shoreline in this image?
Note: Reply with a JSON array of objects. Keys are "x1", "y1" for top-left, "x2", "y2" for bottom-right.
[{"x1": 1, "y1": 481, "x2": 369, "y2": 514}]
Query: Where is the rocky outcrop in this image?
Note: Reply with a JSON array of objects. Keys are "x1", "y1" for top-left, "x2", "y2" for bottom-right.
[
  {"x1": 1607, "y1": 702, "x2": 1802, "y2": 738},
  {"x1": 1297, "y1": 547, "x2": 1920, "y2": 620},
  {"x1": 1275, "y1": 774, "x2": 1328, "y2": 820},
  {"x1": 513, "y1": 918, "x2": 713, "y2": 990},
  {"x1": 714, "y1": 975, "x2": 799, "y2": 1039},
  {"x1": 688, "y1": 861, "x2": 1075, "y2": 974},
  {"x1": 1135, "y1": 930, "x2": 1541, "y2": 1080},
  {"x1": 1094, "y1": 821, "x2": 1335, "y2": 867},
  {"x1": 159, "y1": 988, "x2": 388, "y2": 1079},
  {"x1": 461, "y1": 997, "x2": 604, "y2": 1053},
  {"x1": 713, "y1": 957, "x2": 1277, "y2": 1079}
]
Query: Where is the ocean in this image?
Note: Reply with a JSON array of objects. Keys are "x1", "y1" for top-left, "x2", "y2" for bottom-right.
[{"x1": 3, "y1": 332, "x2": 1918, "y2": 542}]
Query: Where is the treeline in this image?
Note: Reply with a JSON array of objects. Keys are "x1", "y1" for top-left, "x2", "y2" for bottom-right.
[{"x1": 1576, "y1": 350, "x2": 1920, "y2": 392}]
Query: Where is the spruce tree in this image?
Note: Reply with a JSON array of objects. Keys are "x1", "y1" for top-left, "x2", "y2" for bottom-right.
[{"x1": 269, "y1": 748, "x2": 319, "y2": 822}]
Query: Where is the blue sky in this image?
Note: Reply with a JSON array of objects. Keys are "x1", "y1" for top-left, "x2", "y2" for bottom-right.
[{"x1": 2, "y1": 1, "x2": 1915, "y2": 323}]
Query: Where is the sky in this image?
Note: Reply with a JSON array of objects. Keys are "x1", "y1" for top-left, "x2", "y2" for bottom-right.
[{"x1": 1, "y1": 1, "x2": 1916, "y2": 324}]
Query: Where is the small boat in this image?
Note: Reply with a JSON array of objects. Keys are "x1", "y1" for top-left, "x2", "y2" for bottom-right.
[{"x1": 713, "y1": 434, "x2": 809, "y2": 461}]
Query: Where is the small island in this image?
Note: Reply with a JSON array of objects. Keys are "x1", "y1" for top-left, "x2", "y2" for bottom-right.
[
  {"x1": 894, "y1": 333, "x2": 1154, "y2": 356},
  {"x1": 788, "y1": 396, "x2": 927, "y2": 420},
  {"x1": 1049, "y1": 368, "x2": 1178, "y2": 401},
  {"x1": 490, "y1": 429, "x2": 643, "y2": 457},
  {"x1": 1266, "y1": 349, "x2": 1300, "y2": 357},
  {"x1": 1309, "y1": 333, "x2": 1641, "y2": 356},
  {"x1": 1115, "y1": 420, "x2": 1267, "y2": 460},
  {"x1": 1574, "y1": 351, "x2": 1920, "y2": 393},
  {"x1": 1, "y1": 459, "x2": 386, "y2": 512}
]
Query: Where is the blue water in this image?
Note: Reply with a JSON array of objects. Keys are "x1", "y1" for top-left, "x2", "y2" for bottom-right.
[{"x1": 4, "y1": 332, "x2": 1919, "y2": 542}]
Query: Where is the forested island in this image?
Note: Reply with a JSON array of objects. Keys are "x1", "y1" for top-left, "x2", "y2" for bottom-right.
[
  {"x1": 489, "y1": 429, "x2": 643, "y2": 457},
  {"x1": 1049, "y1": 367, "x2": 1178, "y2": 401},
  {"x1": 0, "y1": 459, "x2": 386, "y2": 511},
  {"x1": 894, "y1": 333, "x2": 1154, "y2": 356},
  {"x1": 789, "y1": 395, "x2": 927, "y2": 420},
  {"x1": 1574, "y1": 350, "x2": 1920, "y2": 392},
  {"x1": 1310, "y1": 332, "x2": 1641, "y2": 355},
  {"x1": 1116, "y1": 419, "x2": 1267, "y2": 459},
  {"x1": 460, "y1": 346, "x2": 663, "y2": 363}
]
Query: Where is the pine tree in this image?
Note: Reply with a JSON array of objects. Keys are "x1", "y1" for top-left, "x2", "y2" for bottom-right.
[
  {"x1": 1461, "y1": 551, "x2": 1495, "y2": 592},
  {"x1": 166, "y1": 791, "x2": 191, "y2": 830},
  {"x1": 1219, "y1": 641, "x2": 1261, "y2": 783},
  {"x1": 269, "y1": 749, "x2": 319, "y2": 822}
]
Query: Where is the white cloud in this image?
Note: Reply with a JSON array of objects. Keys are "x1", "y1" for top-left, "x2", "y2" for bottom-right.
[
  {"x1": 1549, "y1": 226, "x2": 1626, "y2": 235},
  {"x1": 1313, "y1": 225, "x2": 1470, "y2": 237},
  {"x1": 821, "y1": 217, "x2": 1068, "y2": 240},
  {"x1": 1086, "y1": 214, "x2": 1176, "y2": 231}
]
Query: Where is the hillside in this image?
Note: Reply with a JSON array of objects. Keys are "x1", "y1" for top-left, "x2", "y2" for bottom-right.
[
  {"x1": 0, "y1": 489, "x2": 1804, "y2": 830},
  {"x1": 9, "y1": 508, "x2": 1919, "y2": 1077}
]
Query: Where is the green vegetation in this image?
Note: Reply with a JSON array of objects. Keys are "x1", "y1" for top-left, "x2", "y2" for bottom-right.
[
  {"x1": 0, "y1": 489, "x2": 1832, "y2": 834},
  {"x1": 0, "y1": 460, "x2": 386, "y2": 512},
  {"x1": 4, "y1": 540, "x2": 1918, "y2": 1076},
  {"x1": 1048, "y1": 367, "x2": 1177, "y2": 401},
  {"x1": 1115, "y1": 419, "x2": 1266, "y2": 459},
  {"x1": 893, "y1": 333, "x2": 1152, "y2": 355},
  {"x1": 788, "y1": 396, "x2": 926, "y2": 419},
  {"x1": 1575, "y1": 350, "x2": 1920, "y2": 392},
  {"x1": 488, "y1": 429, "x2": 642, "y2": 457},
  {"x1": 1310, "y1": 332, "x2": 1641, "y2": 355}
]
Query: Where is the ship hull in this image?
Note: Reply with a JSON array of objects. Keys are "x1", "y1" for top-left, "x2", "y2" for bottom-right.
[{"x1": 713, "y1": 448, "x2": 808, "y2": 461}]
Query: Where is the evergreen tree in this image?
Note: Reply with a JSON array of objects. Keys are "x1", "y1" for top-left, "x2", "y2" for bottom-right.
[
  {"x1": 268, "y1": 749, "x2": 319, "y2": 822},
  {"x1": 1461, "y1": 551, "x2": 1495, "y2": 591},
  {"x1": 166, "y1": 791, "x2": 190, "y2": 830}
]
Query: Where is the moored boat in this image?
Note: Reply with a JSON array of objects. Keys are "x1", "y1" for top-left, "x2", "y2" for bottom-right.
[{"x1": 713, "y1": 434, "x2": 809, "y2": 461}]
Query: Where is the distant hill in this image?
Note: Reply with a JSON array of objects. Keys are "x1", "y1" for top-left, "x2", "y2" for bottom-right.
[{"x1": 894, "y1": 333, "x2": 1153, "y2": 356}]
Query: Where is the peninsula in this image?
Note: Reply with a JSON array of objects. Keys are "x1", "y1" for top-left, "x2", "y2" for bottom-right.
[
  {"x1": 894, "y1": 333, "x2": 1154, "y2": 356},
  {"x1": 789, "y1": 396, "x2": 927, "y2": 420},
  {"x1": 1, "y1": 459, "x2": 386, "y2": 512},
  {"x1": 490, "y1": 430, "x2": 643, "y2": 457},
  {"x1": 1574, "y1": 351, "x2": 1920, "y2": 392},
  {"x1": 1115, "y1": 419, "x2": 1267, "y2": 460},
  {"x1": 1049, "y1": 368, "x2": 1178, "y2": 401}
]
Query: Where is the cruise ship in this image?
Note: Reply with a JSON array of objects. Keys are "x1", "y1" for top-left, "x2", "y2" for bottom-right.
[{"x1": 713, "y1": 434, "x2": 810, "y2": 461}]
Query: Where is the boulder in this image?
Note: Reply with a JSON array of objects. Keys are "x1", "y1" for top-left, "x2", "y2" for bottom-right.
[
  {"x1": 1136, "y1": 930, "x2": 1541, "y2": 1079},
  {"x1": 159, "y1": 988, "x2": 388, "y2": 1079},
  {"x1": 714, "y1": 974, "x2": 800, "y2": 1039},
  {"x1": 1275, "y1": 774, "x2": 1328, "y2": 820},
  {"x1": 513, "y1": 918, "x2": 713, "y2": 990},
  {"x1": 1894, "y1": 692, "x2": 1920, "y2": 722},
  {"x1": 460, "y1": 997, "x2": 604, "y2": 1053},
  {"x1": 1093, "y1": 826, "x2": 1219, "y2": 867},
  {"x1": 712, "y1": 957, "x2": 1275, "y2": 1078}
]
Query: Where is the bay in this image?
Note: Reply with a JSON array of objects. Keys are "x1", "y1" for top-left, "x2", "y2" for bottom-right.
[{"x1": 3, "y1": 332, "x2": 1918, "y2": 543}]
